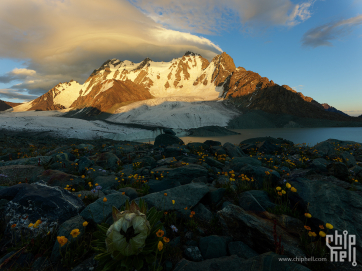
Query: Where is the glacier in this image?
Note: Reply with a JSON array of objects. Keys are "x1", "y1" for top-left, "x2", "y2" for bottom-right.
[{"x1": 0, "y1": 97, "x2": 240, "y2": 142}]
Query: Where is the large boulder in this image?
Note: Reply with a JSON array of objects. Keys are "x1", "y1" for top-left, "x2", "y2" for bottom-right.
[
  {"x1": 164, "y1": 145, "x2": 189, "y2": 158},
  {"x1": 163, "y1": 128, "x2": 176, "y2": 135},
  {"x1": 133, "y1": 182, "x2": 210, "y2": 220},
  {"x1": 217, "y1": 204, "x2": 306, "y2": 259},
  {"x1": 89, "y1": 152, "x2": 120, "y2": 172},
  {"x1": 340, "y1": 151, "x2": 357, "y2": 168},
  {"x1": 0, "y1": 181, "x2": 85, "y2": 244},
  {"x1": 154, "y1": 134, "x2": 184, "y2": 147},
  {"x1": 287, "y1": 177, "x2": 362, "y2": 262},
  {"x1": 223, "y1": 142, "x2": 245, "y2": 158},
  {"x1": 80, "y1": 193, "x2": 129, "y2": 225},
  {"x1": 236, "y1": 165, "x2": 281, "y2": 189},
  {"x1": 158, "y1": 164, "x2": 209, "y2": 185},
  {"x1": 230, "y1": 157, "x2": 262, "y2": 171},
  {"x1": 327, "y1": 162, "x2": 349, "y2": 181},
  {"x1": 0, "y1": 165, "x2": 44, "y2": 186},
  {"x1": 32, "y1": 169, "x2": 84, "y2": 190}
]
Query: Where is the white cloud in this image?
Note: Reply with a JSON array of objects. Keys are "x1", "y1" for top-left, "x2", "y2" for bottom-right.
[
  {"x1": 287, "y1": 1, "x2": 313, "y2": 26},
  {"x1": 302, "y1": 14, "x2": 362, "y2": 47},
  {"x1": 0, "y1": 88, "x2": 37, "y2": 100},
  {"x1": 11, "y1": 68, "x2": 36, "y2": 76},
  {"x1": 0, "y1": 0, "x2": 222, "y2": 96}
]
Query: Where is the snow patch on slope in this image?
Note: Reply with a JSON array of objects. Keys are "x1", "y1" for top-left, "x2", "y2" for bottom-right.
[
  {"x1": 53, "y1": 81, "x2": 83, "y2": 108},
  {"x1": 11, "y1": 101, "x2": 34, "y2": 112}
]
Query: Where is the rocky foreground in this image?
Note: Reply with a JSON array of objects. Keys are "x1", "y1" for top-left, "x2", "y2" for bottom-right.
[{"x1": 0, "y1": 129, "x2": 362, "y2": 271}]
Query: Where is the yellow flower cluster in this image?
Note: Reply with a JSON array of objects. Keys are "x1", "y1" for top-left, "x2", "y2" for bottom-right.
[
  {"x1": 56, "y1": 221, "x2": 89, "y2": 247},
  {"x1": 155, "y1": 229, "x2": 170, "y2": 251},
  {"x1": 304, "y1": 214, "x2": 333, "y2": 239},
  {"x1": 275, "y1": 182, "x2": 296, "y2": 196}
]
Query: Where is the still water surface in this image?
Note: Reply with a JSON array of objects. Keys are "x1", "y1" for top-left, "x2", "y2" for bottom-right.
[{"x1": 139, "y1": 127, "x2": 362, "y2": 147}]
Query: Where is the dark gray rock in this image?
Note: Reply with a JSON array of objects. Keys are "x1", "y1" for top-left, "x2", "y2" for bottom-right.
[
  {"x1": 230, "y1": 157, "x2": 262, "y2": 171},
  {"x1": 133, "y1": 183, "x2": 210, "y2": 220},
  {"x1": 163, "y1": 128, "x2": 176, "y2": 135},
  {"x1": 78, "y1": 156, "x2": 94, "y2": 175},
  {"x1": 92, "y1": 152, "x2": 120, "y2": 172},
  {"x1": 32, "y1": 169, "x2": 83, "y2": 190},
  {"x1": 93, "y1": 175, "x2": 120, "y2": 191},
  {"x1": 50, "y1": 215, "x2": 87, "y2": 263},
  {"x1": 350, "y1": 165, "x2": 362, "y2": 179},
  {"x1": 212, "y1": 175, "x2": 230, "y2": 186},
  {"x1": 228, "y1": 241, "x2": 259, "y2": 259},
  {"x1": 173, "y1": 252, "x2": 312, "y2": 271},
  {"x1": 115, "y1": 144, "x2": 135, "y2": 155},
  {"x1": 205, "y1": 156, "x2": 224, "y2": 169},
  {"x1": 314, "y1": 140, "x2": 338, "y2": 156},
  {"x1": 181, "y1": 157, "x2": 198, "y2": 164},
  {"x1": 327, "y1": 162, "x2": 349, "y2": 181},
  {"x1": 211, "y1": 145, "x2": 227, "y2": 155},
  {"x1": 154, "y1": 134, "x2": 184, "y2": 147},
  {"x1": 147, "y1": 179, "x2": 182, "y2": 193},
  {"x1": 133, "y1": 156, "x2": 156, "y2": 168},
  {"x1": 80, "y1": 193, "x2": 129, "y2": 225},
  {"x1": 204, "y1": 187, "x2": 227, "y2": 206},
  {"x1": 240, "y1": 137, "x2": 292, "y2": 147},
  {"x1": 256, "y1": 140, "x2": 282, "y2": 154},
  {"x1": 198, "y1": 235, "x2": 232, "y2": 260},
  {"x1": 0, "y1": 181, "x2": 85, "y2": 244},
  {"x1": 203, "y1": 140, "x2": 221, "y2": 147},
  {"x1": 187, "y1": 142, "x2": 208, "y2": 151},
  {"x1": 238, "y1": 190, "x2": 277, "y2": 215},
  {"x1": 164, "y1": 145, "x2": 189, "y2": 158},
  {"x1": 0, "y1": 156, "x2": 52, "y2": 167},
  {"x1": 287, "y1": 177, "x2": 362, "y2": 262},
  {"x1": 223, "y1": 142, "x2": 245, "y2": 158},
  {"x1": 237, "y1": 165, "x2": 281, "y2": 189},
  {"x1": 160, "y1": 164, "x2": 208, "y2": 185},
  {"x1": 239, "y1": 143, "x2": 258, "y2": 154},
  {"x1": 192, "y1": 176, "x2": 208, "y2": 184},
  {"x1": 310, "y1": 160, "x2": 327, "y2": 173},
  {"x1": 192, "y1": 202, "x2": 214, "y2": 222},
  {"x1": 217, "y1": 204, "x2": 306, "y2": 259},
  {"x1": 340, "y1": 151, "x2": 357, "y2": 168},
  {"x1": 188, "y1": 126, "x2": 240, "y2": 137},
  {"x1": 168, "y1": 236, "x2": 181, "y2": 248},
  {"x1": 117, "y1": 187, "x2": 139, "y2": 201},
  {"x1": 183, "y1": 246, "x2": 204, "y2": 262},
  {"x1": 76, "y1": 144, "x2": 94, "y2": 150}
]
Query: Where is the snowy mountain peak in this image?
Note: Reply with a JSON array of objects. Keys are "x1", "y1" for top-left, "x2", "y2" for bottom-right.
[
  {"x1": 12, "y1": 52, "x2": 239, "y2": 112},
  {"x1": 184, "y1": 51, "x2": 201, "y2": 57},
  {"x1": 133, "y1": 57, "x2": 152, "y2": 71}
]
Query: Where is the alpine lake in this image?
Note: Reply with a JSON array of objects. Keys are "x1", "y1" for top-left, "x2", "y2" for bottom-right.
[{"x1": 138, "y1": 127, "x2": 362, "y2": 146}]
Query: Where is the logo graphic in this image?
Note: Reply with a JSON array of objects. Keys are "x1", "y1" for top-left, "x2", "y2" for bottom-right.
[{"x1": 326, "y1": 230, "x2": 357, "y2": 266}]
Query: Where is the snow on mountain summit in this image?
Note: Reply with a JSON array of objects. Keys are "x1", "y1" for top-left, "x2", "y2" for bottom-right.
[
  {"x1": 12, "y1": 80, "x2": 82, "y2": 112},
  {"x1": 12, "y1": 52, "x2": 240, "y2": 112}
]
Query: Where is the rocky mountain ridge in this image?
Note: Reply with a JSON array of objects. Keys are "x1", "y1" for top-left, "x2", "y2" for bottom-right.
[
  {"x1": 6, "y1": 51, "x2": 361, "y2": 123},
  {"x1": 0, "y1": 100, "x2": 22, "y2": 111},
  {"x1": 322, "y1": 103, "x2": 350, "y2": 117}
]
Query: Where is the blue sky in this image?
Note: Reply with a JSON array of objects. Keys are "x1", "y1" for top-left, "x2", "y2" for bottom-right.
[{"x1": 0, "y1": 0, "x2": 361, "y2": 116}]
